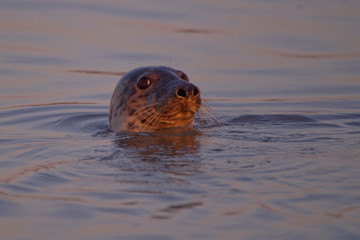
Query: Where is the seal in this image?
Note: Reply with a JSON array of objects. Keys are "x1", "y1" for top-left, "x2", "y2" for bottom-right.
[{"x1": 109, "y1": 66, "x2": 202, "y2": 132}]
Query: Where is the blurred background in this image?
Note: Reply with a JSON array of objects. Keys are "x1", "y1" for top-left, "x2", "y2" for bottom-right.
[{"x1": 1, "y1": 0, "x2": 359, "y2": 108}]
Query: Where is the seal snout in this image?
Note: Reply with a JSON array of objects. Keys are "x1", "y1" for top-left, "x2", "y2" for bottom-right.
[{"x1": 175, "y1": 84, "x2": 200, "y2": 99}]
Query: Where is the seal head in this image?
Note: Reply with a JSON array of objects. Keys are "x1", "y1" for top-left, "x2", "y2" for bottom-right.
[{"x1": 109, "y1": 66, "x2": 201, "y2": 132}]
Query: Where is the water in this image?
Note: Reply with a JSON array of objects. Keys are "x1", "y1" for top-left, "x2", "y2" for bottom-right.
[{"x1": 1, "y1": 0, "x2": 360, "y2": 239}]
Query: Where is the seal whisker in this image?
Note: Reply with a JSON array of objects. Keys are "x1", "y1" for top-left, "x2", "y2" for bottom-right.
[
  {"x1": 122, "y1": 104, "x2": 159, "y2": 132},
  {"x1": 132, "y1": 103, "x2": 159, "y2": 117},
  {"x1": 144, "y1": 111, "x2": 163, "y2": 131},
  {"x1": 134, "y1": 103, "x2": 167, "y2": 132},
  {"x1": 196, "y1": 108, "x2": 207, "y2": 125},
  {"x1": 202, "y1": 101, "x2": 221, "y2": 125},
  {"x1": 141, "y1": 108, "x2": 161, "y2": 128},
  {"x1": 197, "y1": 109, "x2": 210, "y2": 126},
  {"x1": 146, "y1": 104, "x2": 170, "y2": 130},
  {"x1": 199, "y1": 107, "x2": 213, "y2": 125},
  {"x1": 198, "y1": 108, "x2": 214, "y2": 127},
  {"x1": 197, "y1": 101, "x2": 221, "y2": 127},
  {"x1": 138, "y1": 107, "x2": 165, "y2": 132},
  {"x1": 134, "y1": 108, "x2": 156, "y2": 121},
  {"x1": 133, "y1": 104, "x2": 161, "y2": 121}
]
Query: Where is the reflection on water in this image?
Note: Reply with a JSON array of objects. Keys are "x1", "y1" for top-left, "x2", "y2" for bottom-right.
[
  {"x1": 98, "y1": 129, "x2": 203, "y2": 178},
  {"x1": 1, "y1": 0, "x2": 360, "y2": 239},
  {"x1": 114, "y1": 129, "x2": 200, "y2": 161}
]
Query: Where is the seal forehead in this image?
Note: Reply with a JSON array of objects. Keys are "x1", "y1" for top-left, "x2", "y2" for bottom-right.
[{"x1": 124, "y1": 66, "x2": 180, "y2": 80}]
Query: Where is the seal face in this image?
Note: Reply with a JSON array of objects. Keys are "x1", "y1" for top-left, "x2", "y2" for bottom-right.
[{"x1": 109, "y1": 66, "x2": 202, "y2": 132}]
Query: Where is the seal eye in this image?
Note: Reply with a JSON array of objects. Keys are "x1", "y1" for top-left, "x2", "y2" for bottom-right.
[{"x1": 137, "y1": 77, "x2": 151, "y2": 90}]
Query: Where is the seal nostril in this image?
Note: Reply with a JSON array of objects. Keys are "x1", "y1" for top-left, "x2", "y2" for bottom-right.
[
  {"x1": 193, "y1": 87, "x2": 200, "y2": 97},
  {"x1": 176, "y1": 87, "x2": 188, "y2": 98}
]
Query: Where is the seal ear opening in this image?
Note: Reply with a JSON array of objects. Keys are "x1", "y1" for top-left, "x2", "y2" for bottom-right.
[
  {"x1": 137, "y1": 77, "x2": 151, "y2": 90},
  {"x1": 175, "y1": 70, "x2": 189, "y2": 82}
]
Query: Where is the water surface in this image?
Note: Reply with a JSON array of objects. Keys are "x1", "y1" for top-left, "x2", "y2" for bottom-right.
[{"x1": 1, "y1": 0, "x2": 360, "y2": 239}]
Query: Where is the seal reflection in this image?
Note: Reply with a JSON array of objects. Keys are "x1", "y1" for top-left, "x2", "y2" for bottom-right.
[{"x1": 112, "y1": 128, "x2": 202, "y2": 174}]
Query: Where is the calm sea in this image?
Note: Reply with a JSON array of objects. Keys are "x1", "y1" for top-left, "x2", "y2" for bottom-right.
[{"x1": 1, "y1": 0, "x2": 359, "y2": 239}]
